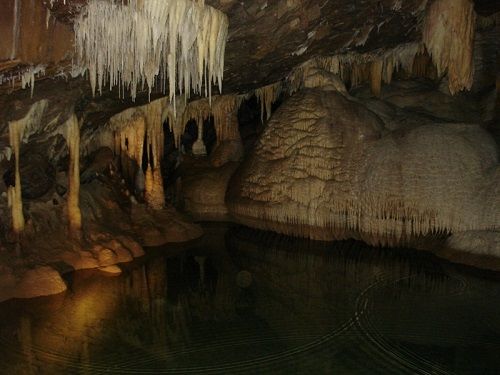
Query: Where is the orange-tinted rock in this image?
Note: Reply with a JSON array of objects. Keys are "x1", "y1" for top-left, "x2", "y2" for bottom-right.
[
  {"x1": 0, "y1": 0, "x2": 73, "y2": 64},
  {"x1": 14, "y1": 266, "x2": 67, "y2": 300}
]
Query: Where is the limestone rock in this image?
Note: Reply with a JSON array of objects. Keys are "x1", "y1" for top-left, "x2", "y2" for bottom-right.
[
  {"x1": 446, "y1": 231, "x2": 500, "y2": 257},
  {"x1": 182, "y1": 162, "x2": 240, "y2": 221},
  {"x1": 14, "y1": 266, "x2": 67, "y2": 300},
  {"x1": 99, "y1": 265, "x2": 122, "y2": 275},
  {"x1": 94, "y1": 246, "x2": 118, "y2": 267},
  {"x1": 3, "y1": 152, "x2": 55, "y2": 200},
  {"x1": 116, "y1": 235, "x2": 145, "y2": 258},
  {"x1": 61, "y1": 250, "x2": 99, "y2": 270},
  {"x1": 210, "y1": 140, "x2": 244, "y2": 167},
  {"x1": 103, "y1": 239, "x2": 133, "y2": 263},
  {"x1": 131, "y1": 204, "x2": 203, "y2": 246},
  {"x1": 81, "y1": 147, "x2": 114, "y2": 183}
]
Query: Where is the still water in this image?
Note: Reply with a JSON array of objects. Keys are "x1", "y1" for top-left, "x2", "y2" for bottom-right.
[{"x1": 0, "y1": 224, "x2": 499, "y2": 374}]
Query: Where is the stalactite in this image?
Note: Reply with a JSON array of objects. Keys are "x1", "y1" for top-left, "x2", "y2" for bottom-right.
[
  {"x1": 182, "y1": 94, "x2": 245, "y2": 144},
  {"x1": 141, "y1": 101, "x2": 167, "y2": 209},
  {"x1": 6, "y1": 101, "x2": 47, "y2": 235},
  {"x1": 255, "y1": 83, "x2": 283, "y2": 123},
  {"x1": 286, "y1": 43, "x2": 421, "y2": 96},
  {"x1": 20, "y1": 66, "x2": 46, "y2": 98},
  {"x1": 104, "y1": 97, "x2": 173, "y2": 209},
  {"x1": 74, "y1": 0, "x2": 229, "y2": 103},
  {"x1": 65, "y1": 115, "x2": 82, "y2": 234},
  {"x1": 423, "y1": 0, "x2": 476, "y2": 94}
]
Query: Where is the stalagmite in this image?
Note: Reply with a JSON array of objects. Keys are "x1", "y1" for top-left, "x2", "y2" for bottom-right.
[
  {"x1": 65, "y1": 115, "x2": 82, "y2": 233},
  {"x1": 423, "y1": 0, "x2": 476, "y2": 94},
  {"x1": 192, "y1": 121, "x2": 207, "y2": 156},
  {"x1": 7, "y1": 101, "x2": 48, "y2": 235},
  {"x1": 74, "y1": 0, "x2": 229, "y2": 103}
]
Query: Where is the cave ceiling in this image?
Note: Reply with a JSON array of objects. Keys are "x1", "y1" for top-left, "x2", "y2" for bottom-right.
[{"x1": 0, "y1": 0, "x2": 498, "y2": 112}]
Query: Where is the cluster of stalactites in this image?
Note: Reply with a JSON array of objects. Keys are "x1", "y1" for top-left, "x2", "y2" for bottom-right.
[
  {"x1": 74, "y1": 0, "x2": 229, "y2": 108},
  {"x1": 423, "y1": 0, "x2": 476, "y2": 94},
  {"x1": 255, "y1": 83, "x2": 283, "y2": 123},
  {"x1": 181, "y1": 94, "x2": 246, "y2": 145},
  {"x1": 285, "y1": 0, "x2": 477, "y2": 98},
  {"x1": 110, "y1": 98, "x2": 172, "y2": 209},
  {"x1": 287, "y1": 43, "x2": 425, "y2": 97},
  {"x1": 229, "y1": 196, "x2": 469, "y2": 248},
  {"x1": 0, "y1": 66, "x2": 46, "y2": 97}
]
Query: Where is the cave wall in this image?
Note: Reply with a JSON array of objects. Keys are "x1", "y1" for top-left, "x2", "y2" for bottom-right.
[{"x1": 0, "y1": 0, "x2": 73, "y2": 77}]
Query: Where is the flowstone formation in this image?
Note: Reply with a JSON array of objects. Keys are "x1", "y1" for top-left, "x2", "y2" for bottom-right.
[{"x1": 227, "y1": 67, "x2": 500, "y2": 267}]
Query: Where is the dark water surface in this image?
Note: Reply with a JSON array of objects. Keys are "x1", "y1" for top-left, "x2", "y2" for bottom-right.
[{"x1": 0, "y1": 224, "x2": 499, "y2": 374}]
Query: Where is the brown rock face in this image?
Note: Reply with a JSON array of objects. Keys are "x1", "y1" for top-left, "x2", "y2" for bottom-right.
[{"x1": 0, "y1": 0, "x2": 72, "y2": 65}]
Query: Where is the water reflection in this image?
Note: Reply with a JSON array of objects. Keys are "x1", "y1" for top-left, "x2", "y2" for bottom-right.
[{"x1": 0, "y1": 224, "x2": 499, "y2": 374}]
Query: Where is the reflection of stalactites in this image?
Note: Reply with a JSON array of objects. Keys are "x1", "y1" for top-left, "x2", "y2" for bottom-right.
[
  {"x1": 19, "y1": 315, "x2": 35, "y2": 375},
  {"x1": 81, "y1": 335, "x2": 91, "y2": 375},
  {"x1": 194, "y1": 256, "x2": 207, "y2": 288}
]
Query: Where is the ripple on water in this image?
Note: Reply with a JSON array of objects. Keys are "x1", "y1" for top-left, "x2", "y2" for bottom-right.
[{"x1": 0, "y1": 227, "x2": 499, "y2": 374}]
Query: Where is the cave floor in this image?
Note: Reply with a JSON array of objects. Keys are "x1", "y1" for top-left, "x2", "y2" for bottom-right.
[{"x1": 0, "y1": 223, "x2": 498, "y2": 374}]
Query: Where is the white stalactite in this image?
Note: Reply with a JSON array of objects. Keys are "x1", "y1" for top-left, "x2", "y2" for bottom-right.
[{"x1": 74, "y1": 0, "x2": 229, "y2": 104}]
